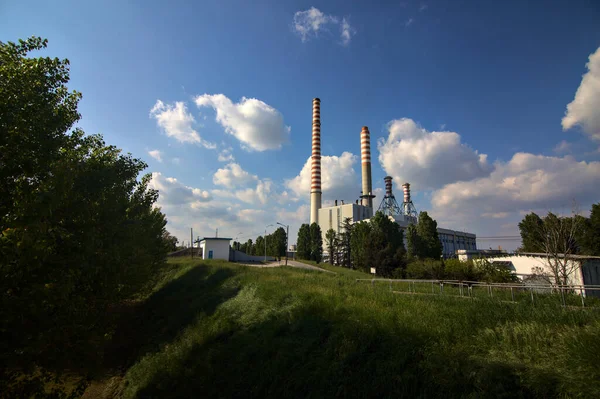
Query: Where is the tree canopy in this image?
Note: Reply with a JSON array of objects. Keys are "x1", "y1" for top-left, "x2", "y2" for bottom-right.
[{"x1": 0, "y1": 37, "x2": 172, "y2": 394}]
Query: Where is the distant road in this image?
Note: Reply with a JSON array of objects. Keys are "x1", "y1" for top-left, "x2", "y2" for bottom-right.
[{"x1": 238, "y1": 260, "x2": 335, "y2": 274}]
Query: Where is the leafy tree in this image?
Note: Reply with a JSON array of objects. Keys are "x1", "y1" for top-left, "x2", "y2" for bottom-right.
[
  {"x1": 518, "y1": 212, "x2": 545, "y2": 252},
  {"x1": 350, "y1": 221, "x2": 372, "y2": 272},
  {"x1": 297, "y1": 224, "x2": 311, "y2": 260},
  {"x1": 163, "y1": 231, "x2": 179, "y2": 252},
  {"x1": 325, "y1": 228, "x2": 337, "y2": 265},
  {"x1": 246, "y1": 239, "x2": 253, "y2": 255},
  {"x1": 578, "y1": 203, "x2": 600, "y2": 256},
  {"x1": 369, "y1": 212, "x2": 406, "y2": 276},
  {"x1": 416, "y1": 211, "x2": 442, "y2": 259},
  {"x1": 405, "y1": 223, "x2": 420, "y2": 260},
  {"x1": 309, "y1": 222, "x2": 323, "y2": 263},
  {"x1": 338, "y1": 217, "x2": 354, "y2": 268},
  {"x1": 254, "y1": 236, "x2": 264, "y2": 257},
  {"x1": 0, "y1": 38, "x2": 170, "y2": 392}
]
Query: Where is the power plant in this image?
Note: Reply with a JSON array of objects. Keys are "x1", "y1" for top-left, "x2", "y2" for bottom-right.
[{"x1": 308, "y1": 98, "x2": 477, "y2": 258}]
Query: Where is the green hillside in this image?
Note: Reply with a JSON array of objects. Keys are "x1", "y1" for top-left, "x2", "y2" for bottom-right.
[{"x1": 90, "y1": 259, "x2": 599, "y2": 398}]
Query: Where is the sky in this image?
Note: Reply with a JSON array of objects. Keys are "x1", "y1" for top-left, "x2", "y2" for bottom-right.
[{"x1": 2, "y1": 0, "x2": 600, "y2": 251}]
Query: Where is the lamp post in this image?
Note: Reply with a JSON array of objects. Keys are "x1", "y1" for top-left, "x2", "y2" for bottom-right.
[
  {"x1": 277, "y1": 222, "x2": 289, "y2": 266},
  {"x1": 265, "y1": 224, "x2": 274, "y2": 261}
]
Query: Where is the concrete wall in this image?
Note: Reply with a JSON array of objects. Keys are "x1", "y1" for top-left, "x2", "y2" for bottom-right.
[
  {"x1": 230, "y1": 249, "x2": 275, "y2": 262},
  {"x1": 200, "y1": 239, "x2": 230, "y2": 260}
]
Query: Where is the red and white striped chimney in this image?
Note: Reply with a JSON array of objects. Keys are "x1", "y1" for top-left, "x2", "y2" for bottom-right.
[
  {"x1": 384, "y1": 176, "x2": 393, "y2": 198},
  {"x1": 402, "y1": 182, "x2": 411, "y2": 204},
  {"x1": 310, "y1": 98, "x2": 322, "y2": 225},
  {"x1": 360, "y1": 126, "x2": 374, "y2": 209}
]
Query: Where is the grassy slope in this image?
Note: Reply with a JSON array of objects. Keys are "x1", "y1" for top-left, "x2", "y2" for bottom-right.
[
  {"x1": 291, "y1": 259, "x2": 373, "y2": 279},
  {"x1": 113, "y1": 259, "x2": 600, "y2": 398}
]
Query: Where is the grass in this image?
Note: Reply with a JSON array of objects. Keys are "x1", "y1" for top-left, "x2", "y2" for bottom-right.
[
  {"x1": 80, "y1": 258, "x2": 600, "y2": 398},
  {"x1": 291, "y1": 258, "x2": 373, "y2": 279}
]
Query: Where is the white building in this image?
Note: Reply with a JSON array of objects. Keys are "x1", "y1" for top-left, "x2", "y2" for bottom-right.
[
  {"x1": 199, "y1": 237, "x2": 231, "y2": 260},
  {"x1": 457, "y1": 250, "x2": 600, "y2": 297}
]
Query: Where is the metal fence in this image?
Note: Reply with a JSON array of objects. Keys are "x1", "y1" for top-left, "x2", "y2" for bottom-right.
[{"x1": 355, "y1": 278, "x2": 600, "y2": 308}]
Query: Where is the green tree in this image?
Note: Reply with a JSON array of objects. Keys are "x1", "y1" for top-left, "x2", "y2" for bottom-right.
[
  {"x1": 325, "y1": 228, "x2": 337, "y2": 265},
  {"x1": 416, "y1": 211, "x2": 442, "y2": 259},
  {"x1": 405, "y1": 223, "x2": 420, "y2": 260},
  {"x1": 254, "y1": 236, "x2": 264, "y2": 257},
  {"x1": 272, "y1": 227, "x2": 287, "y2": 258},
  {"x1": 163, "y1": 231, "x2": 179, "y2": 252},
  {"x1": 246, "y1": 239, "x2": 254, "y2": 255},
  {"x1": 350, "y1": 221, "x2": 372, "y2": 272},
  {"x1": 369, "y1": 212, "x2": 406, "y2": 276},
  {"x1": 518, "y1": 212, "x2": 545, "y2": 252},
  {"x1": 338, "y1": 217, "x2": 354, "y2": 268},
  {"x1": 0, "y1": 38, "x2": 170, "y2": 392},
  {"x1": 309, "y1": 222, "x2": 323, "y2": 263},
  {"x1": 297, "y1": 224, "x2": 311, "y2": 260},
  {"x1": 578, "y1": 203, "x2": 600, "y2": 256}
]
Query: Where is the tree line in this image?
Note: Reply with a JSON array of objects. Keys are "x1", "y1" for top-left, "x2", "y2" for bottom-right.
[
  {"x1": 518, "y1": 203, "x2": 600, "y2": 285},
  {"x1": 0, "y1": 37, "x2": 176, "y2": 395},
  {"x1": 233, "y1": 226, "x2": 287, "y2": 258}
]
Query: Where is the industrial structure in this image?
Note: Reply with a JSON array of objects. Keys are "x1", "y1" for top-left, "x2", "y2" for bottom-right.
[{"x1": 307, "y1": 98, "x2": 477, "y2": 258}]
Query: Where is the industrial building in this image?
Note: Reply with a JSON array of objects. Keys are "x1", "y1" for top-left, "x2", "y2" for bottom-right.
[{"x1": 308, "y1": 98, "x2": 477, "y2": 258}]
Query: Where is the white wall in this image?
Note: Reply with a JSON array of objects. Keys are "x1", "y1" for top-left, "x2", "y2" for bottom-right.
[{"x1": 200, "y1": 239, "x2": 230, "y2": 260}]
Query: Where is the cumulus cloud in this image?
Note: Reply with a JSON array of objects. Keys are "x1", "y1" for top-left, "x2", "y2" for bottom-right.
[
  {"x1": 553, "y1": 140, "x2": 572, "y2": 154},
  {"x1": 148, "y1": 149, "x2": 162, "y2": 162},
  {"x1": 213, "y1": 163, "x2": 258, "y2": 188},
  {"x1": 195, "y1": 94, "x2": 290, "y2": 151},
  {"x1": 286, "y1": 152, "x2": 359, "y2": 202},
  {"x1": 378, "y1": 118, "x2": 492, "y2": 191},
  {"x1": 218, "y1": 147, "x2": 235, "y2": 162},
  {"x1": 150, "y1": 100, "x2": 216, "y2": 149},
  {"x1": 292, "y1": 7, "x2": 355, "y2": 45},
  {"x1": 562, "y1": 47, "x2": 600, "y2": 142},
  {"x1": 149, "y1": 172, "x2": 212, "y2": 206},
  {"x1": 235, "y1": 180, "x2": 273, "y2": 205},
  {"x1": 431, "y1": 153, "x2": 600, "y2": 220}
]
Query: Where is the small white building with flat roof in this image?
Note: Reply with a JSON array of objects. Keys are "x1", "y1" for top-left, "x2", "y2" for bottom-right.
[{"x1": 199, "y1": 237, "x2": 231, "y2": 260}]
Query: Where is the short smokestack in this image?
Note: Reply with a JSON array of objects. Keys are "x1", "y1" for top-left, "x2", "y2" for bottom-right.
[
  {"x1": 335, "y1": 199, "x2": 338, "y2": 206},
  {"x1": 360, "y1": 126, "x2": 374, "y2": 209},
  {"x1": 310, "y1": 98, "x2": 322, "y2": 225},
  {"x1": 384, "y1": 176, "x2": 393, "y2": 197},
  {"x1": 402, "y1": 182, "x2": 411, "y2": 203}
]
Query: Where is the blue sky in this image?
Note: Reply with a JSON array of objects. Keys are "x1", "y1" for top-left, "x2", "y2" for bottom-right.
[{"x1": 2, "y1": 0, "x2": 600, "y2": 250}]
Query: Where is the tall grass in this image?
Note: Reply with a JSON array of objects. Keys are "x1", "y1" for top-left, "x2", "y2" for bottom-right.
[{"x1": 115, "y1": 259, "x2": 600, "y2": 398}]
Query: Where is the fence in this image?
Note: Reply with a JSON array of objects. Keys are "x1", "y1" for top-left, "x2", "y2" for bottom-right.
[{"x1": 355, "y1": 278, "x2": 600, "y2": 308}]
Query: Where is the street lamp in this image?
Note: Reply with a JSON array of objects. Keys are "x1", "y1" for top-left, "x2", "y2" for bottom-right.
[
  {"x1": 265, "y1": 224, "x2": 274, "y2": 261},
  {"x1": 277, "y1": 222, "x2": 289, "y2": 266}
]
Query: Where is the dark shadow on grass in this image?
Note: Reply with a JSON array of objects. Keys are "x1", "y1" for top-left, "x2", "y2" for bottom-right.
[
  {"x1": 103, "y1": 264, "x2": 239, "y2": 371},
  {"x1": 129, "y1": 300, "x2": 566, "y2": 399}
]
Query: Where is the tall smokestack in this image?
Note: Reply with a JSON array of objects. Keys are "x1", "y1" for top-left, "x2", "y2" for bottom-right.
[
  {"x1": 310, "y1": 98, "x2": 322, "y2": 225},
  {"x1": 360, "y1": 126, "x2": 374, "y2": 209},
  {"x1": 402, "y1": 182, "x2": 411, "y2": 203},
  {"x1": 384, "y1": 176, "x2": 393, "y2": 198}
]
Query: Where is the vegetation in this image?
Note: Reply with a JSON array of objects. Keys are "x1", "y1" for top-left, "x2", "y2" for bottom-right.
[
  {"x1": 309, "y1": 222, "x2": 323, "y2": 263},
  {"x1": 0, "y1": 37, "x2": 173, "y2": 397},
  {"x1": 233, "y1": 227, "x2": 287, "y2": 258},
  {"x1": 518, "y1": 203, "x2": 600, "y2": 284},
  {"x1": 406, "y1": 258, "x2": 519, "y2": 283},
  {"x1": 98, "y1": 259, "x2": 600, "y2": 398},
  {"x1": 296, "y1": 223, "x2": 311, "y2": 260},
  {"x1": 414, "y1": 211, "x2": 443, "y2": 260}
]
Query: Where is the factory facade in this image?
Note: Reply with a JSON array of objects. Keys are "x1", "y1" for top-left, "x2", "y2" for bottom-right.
[{"x1": 307, "y1": 98, "x2": 477, "y2": 259}]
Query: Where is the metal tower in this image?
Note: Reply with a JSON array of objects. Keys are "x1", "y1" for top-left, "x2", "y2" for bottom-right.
[{"x1": 377, "y1": 176, "x2": 401, "y2": 217}]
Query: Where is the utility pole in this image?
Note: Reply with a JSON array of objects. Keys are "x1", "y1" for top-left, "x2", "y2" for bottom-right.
[{"x1": 277, "y1": 222, "x2": 289, "y2": 266}]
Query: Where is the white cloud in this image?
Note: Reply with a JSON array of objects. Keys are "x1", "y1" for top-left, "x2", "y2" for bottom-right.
[
  {"x1": 378, "y1": 118, "x2": 492, "y2": 191},
  {"x1": 172, "y1": 157, "x2": 181, "y2": 165},
  {"x1": 431, "y1": 153, "x2": 600, "y2": 225},
  {"x1": 195, "y1": 94, "x2": 290, "y2": 151},
  {"x1": 150, "y1": 100, "x2": 216, "y2": 149},
  {"x1": 553, "y1": 140, "x2": 572, "y2": 154},
  {"x1": 292, "y1": 7, "x2": 355, "y2": 45},
  {"x1": 419, "y1": 4, "x2": 428, "y2": 12},
  {"x1": 218, "y1": 147, "x2": 235, "y2": 162},
  {"x1": 235, "y1": 180, "x2": 273, "y2": 205},
  {"x1": 286, "y1": 152, "x2": 359, "y2": 203},
  {"x1": 148, "y1": 149, "x2": 162, "y2": 162},
  {"x1": 562, "y1": 47, "x2": 600, "y2": 142},
  {"x1": 405, "y1": 18, "x2": 414, "y2": 27},
  {"x1": 149, "y1": 172, "x2": 212, "y2": 211},
  {"x1": 213, "y1": 163, "x2": 258, "y2": 188},
  {"x1": 340, "y1": 18, "x2": 355, "y2": 46}
]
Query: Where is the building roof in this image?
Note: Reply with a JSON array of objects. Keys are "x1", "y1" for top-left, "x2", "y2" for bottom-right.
[{"x1": 199, "y1": 237, "x2": 232, "y2": 242}]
